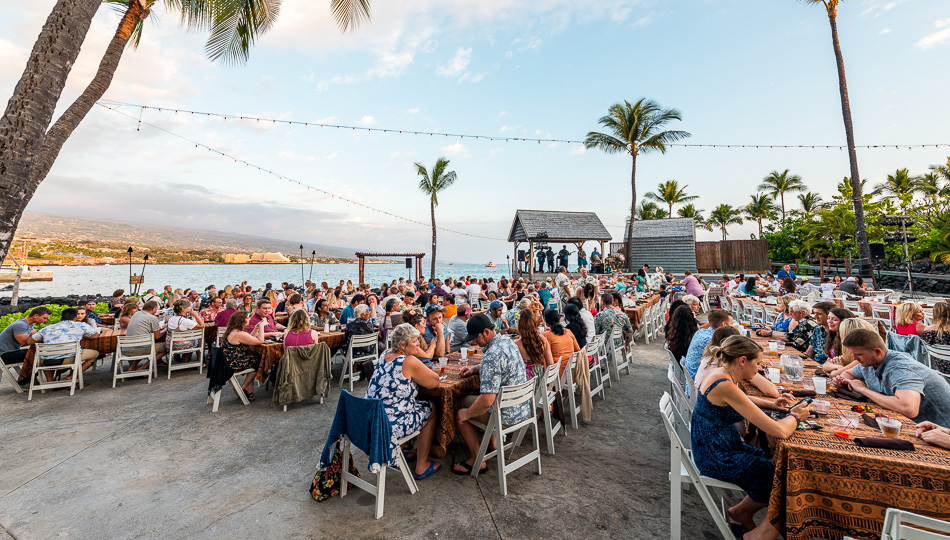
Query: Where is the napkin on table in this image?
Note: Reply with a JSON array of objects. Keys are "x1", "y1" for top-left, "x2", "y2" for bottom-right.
[{"x1": 853, "y1": 437, "x2": 915, "y2": 451}]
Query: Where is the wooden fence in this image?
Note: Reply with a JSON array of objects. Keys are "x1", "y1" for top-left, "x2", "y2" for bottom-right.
[{"x1": 696, "y1": 240, "x2": 770, "y2": 274}]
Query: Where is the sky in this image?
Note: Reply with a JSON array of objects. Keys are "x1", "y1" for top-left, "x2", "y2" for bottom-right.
[{"x1": 1, "y1": 0, "x2": 949, "y2": 263}]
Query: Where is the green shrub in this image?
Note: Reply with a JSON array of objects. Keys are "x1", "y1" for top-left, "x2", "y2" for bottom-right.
[{"x1": 0, "y1": 304, "x2": 72, "y2": 332}]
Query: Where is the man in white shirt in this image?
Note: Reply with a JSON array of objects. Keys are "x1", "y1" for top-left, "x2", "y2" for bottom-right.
[{"x1": 465, "y1": 280, "x2": 482, "y2": 303}]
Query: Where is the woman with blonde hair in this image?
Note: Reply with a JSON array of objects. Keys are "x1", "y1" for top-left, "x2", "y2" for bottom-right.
[
  {"x1": 692, "y1": 336, "x2": 804, "y2": 539},
  {"x1": 515, "y1": 309, "x2": 553, "y2": 378},
  {"x1": 822, "y1": 318, "x2": 877, "y2": 377},
  {"x1": 771, "y1": 295, "x2": 797, "y2": 334},
  {"x1": 118, "y1": 302, "x2": 138, "y2": 330},
  {"x1": 284, "y1": 309, "x2": 317, "y2": 347},
  {"x1": 895, "y1": 302, "x2": 927, "y2": 336},
  {"x1": 922, "y1": 303, "x2": 950, "y2": 374}
]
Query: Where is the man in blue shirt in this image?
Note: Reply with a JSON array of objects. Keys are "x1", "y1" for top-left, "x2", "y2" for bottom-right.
[
  {"x1": 842, "y1": 328, "x2": 950, "y2": 425},
  {"x1": 776, "y1": 264, "x2": 797, "y2": 282},
  {"x1": 683, "y1": 310, "x2": 733, "y2": 378},
  {"x1": 454, "y1": 314, "x2": 531, "y2": 474},
  {"x1": 339, "y1": 293, "x2": 365, "y2": 325}
]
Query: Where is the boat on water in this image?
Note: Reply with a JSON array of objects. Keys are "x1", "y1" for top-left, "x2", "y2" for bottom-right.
[
  {"x1": 485, "y1": 262, "x2": 496, "y2": 267},
  {"x1": 0, "y1": 265, "x2": 53, "y2": 282}
]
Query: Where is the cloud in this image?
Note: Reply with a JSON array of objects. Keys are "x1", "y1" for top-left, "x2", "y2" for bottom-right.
[
  {"x1": 355, "y1": 115, "x2": 378, "y2": 126},
  {"x1": 570, "y1": 145, "x2": 587, "y2": 156},
  {"x1": 277, "y1": 150, "x2": 315, "y2": 162},
  {"x1": 323, "y1": 151, "x2": 341, "y2": 160},
  {"x1": 879, "y1": 28, "x2": 891, "y2": 35},
  {"x1": 511, "y1": 36, "x2": 542, "y2": 51},
  {"x1": 497, "y1": 110, "x2": 507, "y2": 117},
  {"x1": 917, "y1": 19, "x2": 950, "y2": 49},
  {"x1": 440, "y1": 142, "x2": 469, "y2": 157},
  {"x1": 437, "y1": 47, "x2": 472, "y2": 77},
  {"x1": 406, "y1": 107, "x2": 421, "y2": 114}
]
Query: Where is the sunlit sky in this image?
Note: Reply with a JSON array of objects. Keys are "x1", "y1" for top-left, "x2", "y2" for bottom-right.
[{"x1": 2, "y1": 0, "x2": 948, "y2": 262}]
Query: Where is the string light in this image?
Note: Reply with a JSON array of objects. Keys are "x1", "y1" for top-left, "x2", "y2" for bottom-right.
[
  {"x1": 95, "y1": 103, "x2": 506, "y2": 242},
  {"x1": 97, "y1": 100, "x2": 950, "y2": 150}
]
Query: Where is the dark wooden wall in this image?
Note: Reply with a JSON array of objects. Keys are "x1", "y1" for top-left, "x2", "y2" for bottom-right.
[{"x1": 696, "y1": 240, "x2": 770, "y2": 273}]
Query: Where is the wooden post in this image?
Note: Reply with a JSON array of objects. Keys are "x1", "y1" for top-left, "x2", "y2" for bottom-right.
[
  {"x1": 528, "y1": 240, "x2": 534, "y2": 282},
  {"x1": 845, "y1": 257, "x2": 852, "y2": 276},
  {"x1": 599, "y1": 241, "x2": 605, "y2": 274},
  {"x1": 819, "y1": 257, "x2": 825, "y2": 280},
  {"x1": 358, "y1": 255, "x2": 365, "y2": 286}
]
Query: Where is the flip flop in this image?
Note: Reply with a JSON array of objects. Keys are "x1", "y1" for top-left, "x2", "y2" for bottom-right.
[
  {"x1": 451, "y1": 461, "x2": 488, "y2": 476},
  {"x1": 246, "y1": 392, "x2": 255, "y2": 402},
  {"x1": 413, "y1": 461, "x2": 441, "y2": 480}
]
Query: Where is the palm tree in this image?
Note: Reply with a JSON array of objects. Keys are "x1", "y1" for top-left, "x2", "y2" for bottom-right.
[
  {"x1": 800, "y1": 0, "x2": 870, "y2": 265},
  {"x1": 757, "y1": 169, "x2": 806, "y2": 221},
  {"x1": 708, "y1": 204, "x2": 744, "y2": 241},
  {"x1": 677, "y1": 204, "x2": 712, "y2": 231},
  {"x1": 0, "y1": 0, "x2": 372, "y2": 265},
  {"x1": 798, "y1": 192, "x2": 827, "y2": 213},
  {"x1": 645, "y1": 180, "x2": 698, "y2": 217},
  {"x1": 917, "y1": 172, "x2": 948, "y2": 204},
  {"x1": 415, "y1": 157, "x2": 457, "y2": 280},
  {"x1": 745, "y1": 194, "x2": 778, "y2": 237},
  {"x1": 930, "y1": 157, "x2": 950, "y2": 183},
  {"x1": 635, "y1": 201, "x2": 669, "y2": 220},
  {"x1": 876, "y1": 168, "x2": 920, "y2": 212},
  {"x1": 584, "y1": 99, "x2": 690, "y2": 271}
]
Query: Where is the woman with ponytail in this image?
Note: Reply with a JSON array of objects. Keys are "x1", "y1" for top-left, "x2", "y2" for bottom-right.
[{"x1": 691, "y1": 335, "x2": 810, "y2": 539}]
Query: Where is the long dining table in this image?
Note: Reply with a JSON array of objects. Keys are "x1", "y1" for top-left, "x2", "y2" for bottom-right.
[
  {"x1": 623, "y1": 293, "x2": 660, "y2": 330},
  {"x1": 250, "y1": 331, "x2": 346, "y2": 383},
  {"x1": 417, "y1": 350, "x2": 483, "y2": 458},
  {"x1": 744, "y1": 335, "x2": 950, "y2": 540}
]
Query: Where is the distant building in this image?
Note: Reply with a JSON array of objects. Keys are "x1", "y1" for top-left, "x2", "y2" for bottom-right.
[
  {"x1": 224, "y1": 253, "x2": 251, "y2": 263},
  {"x1": 250, "y1": 252, "x2": 290, "y2": 263}
]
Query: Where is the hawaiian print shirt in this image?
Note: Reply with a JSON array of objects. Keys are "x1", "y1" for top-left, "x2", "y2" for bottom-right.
[
  {"x1": 787, "y1": 316, "x2": 819, "y2": 353},
  {"x1": 594, "y1": 306, "x2": 633, "y2": 345},
  {"x1": 199, "y1": 306, "x2": 221, "y2": 322},
  {"x1": 809, "y1": 325, "x2": 828, "y2": 364},
  {"x1": 33, "y1": 321, "x2": 97, "y2": 359},
  {"x1": 477, "y1": 334, "x2": 531, "y2": 425}
]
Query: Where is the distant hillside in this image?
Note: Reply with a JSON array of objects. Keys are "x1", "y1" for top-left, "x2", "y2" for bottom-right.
[{"x1": 17, "y1": 211, "x2": 357, "y2": 259}]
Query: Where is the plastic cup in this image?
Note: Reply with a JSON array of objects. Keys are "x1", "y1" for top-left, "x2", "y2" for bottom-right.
[
  {"x1": 461, "y1": 347, "x2": 468, "y2": 360},
  {"x1": 767, "y1": 367, "x2": 780, "y2": 383},
  {"x1": 438, "y1": 357, "x2": 448, "y2": 369},
  {"x1": 776, "y1": 342, "x2": 785, "y2": 351},
  {"x1": 324, "y1": 324, "x2": 330, "y2": 332},
  {"x1": 811, "y1": 399, "x2": 830, "y2": 415},
  {"x1": 813, "y1": 377, "x2": 827, "y2": 394},
  {"x1": 879, "y1": 418, "x2": 902, "y2": 438}
]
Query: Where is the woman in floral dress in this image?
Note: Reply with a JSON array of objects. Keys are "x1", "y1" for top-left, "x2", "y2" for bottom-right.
[{"x1": 366, "y1": 323, "x2": 442, "y2": 480}]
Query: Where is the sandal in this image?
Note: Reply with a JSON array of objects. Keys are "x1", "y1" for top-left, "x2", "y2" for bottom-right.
[
  {"x1": 451, "y1": 461, "x2": 488, "y2": 476},
  {"x1": 246, "y1": 392, "x2": 255, "y2": 402},
  {"x1": 413, "y1": 461, "x2": 441, "y2": 480}
]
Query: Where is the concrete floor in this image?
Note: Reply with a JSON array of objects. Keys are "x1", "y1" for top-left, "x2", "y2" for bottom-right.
[{"x1": 0, "y1": 337, "x2": 728, "y2": 539}]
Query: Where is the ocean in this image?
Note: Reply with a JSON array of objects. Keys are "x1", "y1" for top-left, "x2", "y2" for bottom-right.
[{"x1": 6, "y1": 263, "x2": 517, "y2": 297}]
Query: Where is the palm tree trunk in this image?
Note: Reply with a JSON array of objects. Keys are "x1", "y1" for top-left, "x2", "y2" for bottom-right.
[
  {"x1": 758, "y1": 218, "x2": 763, "y2": 237},
  {"x1": 668, "y1": 203, "x2": 673, "y2": 217},
  {"x1": 29, "y1": 0, "x2": 148, "y2": 193},
  {"x1": 0, "y1": 0, "x2": 101, "y2": 264},
  {"x1": 626, "y1": 153, "x2": 637, "y2": 272},
  {"x1": 721, "y1": 228, "x2": 727, "y2": 241},
  {"x1": 828, "y1": 10, "x2": 870, "y2": 266},
  {"x1": 429, "y1": 199, "x2": 437, "y2": 280},
  {"x1": 780, "y1": 193, "x2": 786, "y2": 222}
]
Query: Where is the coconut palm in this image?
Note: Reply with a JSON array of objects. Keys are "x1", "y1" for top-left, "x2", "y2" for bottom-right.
[
  {"x1": 745, "y1": 194, "x2": 778, "y2": 237},
  {"x1": 0, "y1": 0, "x2": 372, "y2": 265},
  {"x1": 635, "y1": 201, "x2": 669, "y2": 220},
  {"x1": 584, "y1": 99, "x2": 690, "y2": 271},
  {"x1": 798, "y1": 192, "x2": 827, "y2": 213},
  {"x1": 645, "y1": 180, "x2": 698, "y2": 217},
  {"x1": 677, "y1": 204, "x2": 712, "y2": 231},
  {"x1": 757, "y1": 169, "x2": 806, "y2": 221},
  {"x1": 876, "y1": 168, "x2": 920, "y2": 212},
  {"x1": 930, "y1": 157, "x2": 950, "y2": 183},
  {"x1": 708, "y1": 204, "x2": 744, "y2": 241},
  {"x1": 415, "y1": 157, "x2": 457, "y2": 280},
  {"x1": 799, "y1": 0, "x2": 870, "y2": 265},
  {"x1": 917, "y1": 172, "x2": 948, "y2": 205}
]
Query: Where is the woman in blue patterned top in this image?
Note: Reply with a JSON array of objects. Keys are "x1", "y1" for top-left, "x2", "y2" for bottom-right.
[
  {"x1": 692, "y1": 336, "x2": 809, "y2": 539},
  {"x1": 366, "y1": 323, "x2": 442, "y2": 480}
]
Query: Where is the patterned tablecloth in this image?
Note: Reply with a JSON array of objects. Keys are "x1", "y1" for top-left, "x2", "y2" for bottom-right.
[
  {"x1": 744, "y1": 337, "x2": 950, "y2": 540},
  {"x1": 623, "y1": 294, "x2": 660, "y2": 330},
  {"x1": 417, "y1": 351, "x2": 483, "y2": 458},
  {"x1": 250, "y1": 331, "x2": 345, "y2": 383}
]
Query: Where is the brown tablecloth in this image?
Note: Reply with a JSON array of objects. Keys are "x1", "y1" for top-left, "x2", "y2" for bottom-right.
[
  {"x1": 623, "y1": 294, "x2": 660, "y2": 330},
  {"x1": 743, "y1": 337, "x2": 950, "y2": 540},
  {"x1": 99, "y1": 314, "x2": 115, "y2": 326},
  {"x1": 250, "y1": 331, "x2": 345, "y2": 383},
  {"x1": 82, "y1": 328, "x2": 125, "y2": 355},
  {"x1": 417, "y1": 351, "x2": 483, "y2": 458}
]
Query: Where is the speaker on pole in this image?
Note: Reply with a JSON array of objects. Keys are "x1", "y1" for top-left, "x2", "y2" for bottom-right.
[
  {"x1": 869, "y1": 243, "x2": 885, "y2": 262},
  {"x1": 405, "y1": 258, "x2": 412, "y2": 269}
]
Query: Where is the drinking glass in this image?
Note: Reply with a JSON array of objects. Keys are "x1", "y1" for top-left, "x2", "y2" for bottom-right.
[
  {"x1": 461, "y1": 347, "x2": 468, "y2": 360},
  {"x1": 879, "y1": 418, "x2": 902, "y2": 438}
]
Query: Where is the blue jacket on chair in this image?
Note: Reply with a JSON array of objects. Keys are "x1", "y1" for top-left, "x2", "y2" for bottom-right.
[{"x1": 319, "y1": 390, "x2": 394, "y2": 472}]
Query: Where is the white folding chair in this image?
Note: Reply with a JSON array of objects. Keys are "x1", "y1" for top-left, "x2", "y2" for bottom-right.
[
  {"x1": 537, "y1": 361, "x2": 565, "y2": 454},
  {"x1": 752, "y1": 303, "x2": 766, "y2": 326},
  {"x1": 843, "y1": 299, "x2": 861, "y2": 313},
  {"x1": 700, "y1": 289, "x2": 712, "y2": 313},
  {"x1": 470, "y1": 378, "x2": 542, "y2": 496},
  {"x1": 833, "y1": 290, "x2": 848, "y2": 298},
  {"x1": 764, "y1": 306, "x2": 780, "y2": 324},
  {"x1": 924, "y1": 345, "x2": 950, "y2": 383},
  {"x1": 558, "y1": 350, "x2": 581, "y2": 429},
  {"x1": 0, "y1": 347, "x2": 27, "y2": 393},
  {"x1": 28, "y1": 341, "x2": 84, "y2": 401},
  {"x1": 886, "y1": 292, "x2": 902, "y2": 302},
  {"x1": 340, "y1": 332, "x2": 379, "y2": 392},
  {"x1": 112, "y1": 334, "x2": 155, "y2": 387},
  {"x1": 879, "y1": 507, "x2": 950, "y2": 540},
  {"x1": 871, "y1": 304, "x2": 894, "y2": 331},
  {"x1": 660, "y1": 393, "x2": 745, "y2": 540},
  {"x1": 166, "y1": 329, "x2": 205, "y2": 379},
  {"x1": 207, "y1": 368, "x2": 255, "y2": 412},
  {"x1": 741, "y1": 300, "x2": 756, "y2": 325},
  {"x1": 216, "y1": 326, "x2": 227, "y2": 346},
  {"x1": 639, "y1": 304, "x2": 654, "y2": 344},
  {"x1": 587, "y1": 335, "x2": 607, "y2": 400},
  {"x1": 340, "y1": 430, "x2": 419, "y2": 519},
  {"x1": 609, "y1": 326, "x2": 631, "y2": 377}
]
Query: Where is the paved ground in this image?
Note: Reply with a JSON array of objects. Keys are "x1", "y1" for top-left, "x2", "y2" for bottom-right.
[{"x1": 0, "y1": 336, "x2": 729, "y2": 539}]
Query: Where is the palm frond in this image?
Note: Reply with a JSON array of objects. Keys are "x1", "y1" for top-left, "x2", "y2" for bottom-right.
[
  {"x1": 204, "y1": 0, "x2": 281, "y2": 66},
  {"x1": 330, "y1": 0, "x2": 372, "y2": 33}
]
